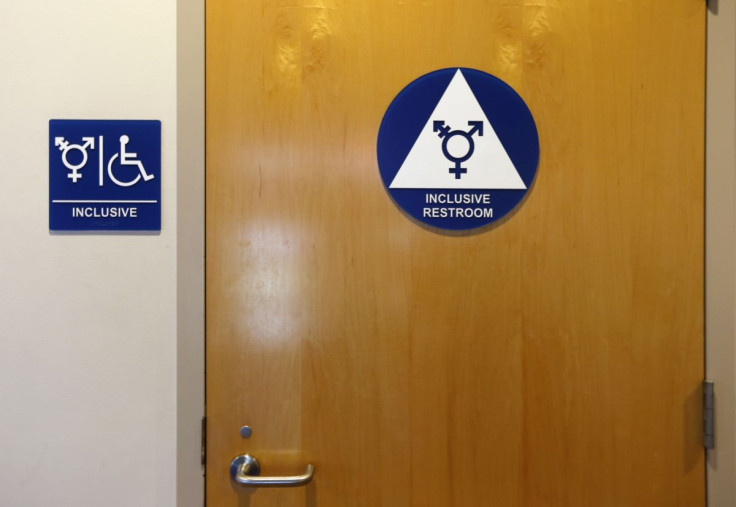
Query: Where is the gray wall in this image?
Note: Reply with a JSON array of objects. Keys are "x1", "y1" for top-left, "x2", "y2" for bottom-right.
[{"x1": 707, "y1": 1, "x2": 736, "y2": 505}]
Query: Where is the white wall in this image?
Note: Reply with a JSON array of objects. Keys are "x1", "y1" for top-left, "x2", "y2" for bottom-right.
[{"x1": 0, "y1": 1, "x2": 202, "y2": 505}]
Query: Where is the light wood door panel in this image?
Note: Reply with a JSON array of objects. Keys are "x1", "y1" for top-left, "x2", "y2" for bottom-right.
[{"x1": 206, "y1": 1, "x2": 705, "y2": 505}]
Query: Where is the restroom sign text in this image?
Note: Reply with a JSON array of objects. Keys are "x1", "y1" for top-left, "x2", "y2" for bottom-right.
[{"x1": 49, "y1": 120, "x2": 161, "y2": 231}]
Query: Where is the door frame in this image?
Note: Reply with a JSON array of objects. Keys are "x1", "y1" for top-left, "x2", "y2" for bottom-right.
[
  {"x1": 706, "y1": 1, "x2": 736, "y2": 505},
  {"x1": 176, "y1": 0, "x2": 205, "y2": 505},
  {"x1": 176, "y1": 1, "x2": 735, "y2": 505}
]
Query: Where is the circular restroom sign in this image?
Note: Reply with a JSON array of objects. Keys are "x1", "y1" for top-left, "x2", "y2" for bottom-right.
[{"x1": 377, "y1": 68, "x2": 539, "y2": 231}]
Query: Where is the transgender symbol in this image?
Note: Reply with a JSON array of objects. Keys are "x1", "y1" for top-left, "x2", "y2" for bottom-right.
[
  {"x1": 432, "y1": 120, "x2": 484, "y2": 179},
  {"x1": 54, "y1": 136, "x2": 95, "y2": 183}
]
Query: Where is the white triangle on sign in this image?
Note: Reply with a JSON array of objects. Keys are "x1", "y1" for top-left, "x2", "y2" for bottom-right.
[{"x1": 389, "y1": 69, "x2": 527, "y2": 190}]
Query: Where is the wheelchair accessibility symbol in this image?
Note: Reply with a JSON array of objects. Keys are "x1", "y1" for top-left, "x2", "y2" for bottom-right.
[
  {"x1": 54, "y1": 133, "x2": 155, "y2": 187},
  {"x1": 107, "y1": 135, "x2": 155, "y2": 187}
]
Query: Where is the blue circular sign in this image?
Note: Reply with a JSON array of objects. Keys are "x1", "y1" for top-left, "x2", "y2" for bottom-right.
[{"x1": 377, "y1": 68, "x2": 539, "y2": 231}]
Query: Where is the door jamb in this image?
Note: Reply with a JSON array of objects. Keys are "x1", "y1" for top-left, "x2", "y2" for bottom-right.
[
  {"x1": 706, "y1": 1, "x2": 736, "y2": 505},
  {"x1": 177, "y1": 0, "x2": 205, "y2": 505}
]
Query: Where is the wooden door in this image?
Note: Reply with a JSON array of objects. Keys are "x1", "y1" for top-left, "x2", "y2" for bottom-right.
[{"x1": 206, "y1": 1, "x2": 706, "y2": 505}]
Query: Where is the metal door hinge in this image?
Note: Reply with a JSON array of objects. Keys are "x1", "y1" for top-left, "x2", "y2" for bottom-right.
[
  {"x1": 201, "y1": 416, "x2": 207, "y2": 467},
  {"x1": 703, "y1": 381, "x2": 714, "y2": 449}
]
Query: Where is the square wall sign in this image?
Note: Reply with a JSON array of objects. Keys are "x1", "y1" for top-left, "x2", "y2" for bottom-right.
[{"x1": 49, "y1": 119, "x2": 161, "y2": 231}]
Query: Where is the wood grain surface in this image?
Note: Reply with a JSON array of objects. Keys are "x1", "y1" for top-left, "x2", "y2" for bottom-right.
[{"x1": 206, "y1": 1, "x2": 705, "y2": 505}]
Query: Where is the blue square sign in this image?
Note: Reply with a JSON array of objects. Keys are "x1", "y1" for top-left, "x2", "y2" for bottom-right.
[{"x1": 49, "y1": 119, "x2": 161, "y2": 231}]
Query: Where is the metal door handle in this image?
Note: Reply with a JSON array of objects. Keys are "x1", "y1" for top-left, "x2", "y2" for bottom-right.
[{"x1": 230, "y1": 454, "x2": 314, "y2": 487}]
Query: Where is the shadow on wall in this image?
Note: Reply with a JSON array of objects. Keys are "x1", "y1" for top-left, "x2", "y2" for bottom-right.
[{"x1": 683, "y1": 384, "x2": 705, "y2": 474}]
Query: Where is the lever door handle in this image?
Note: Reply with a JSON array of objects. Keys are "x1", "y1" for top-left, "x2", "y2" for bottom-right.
[{"x1": 230, "y1": 454, "x2": 314, "y2": 488}]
